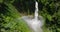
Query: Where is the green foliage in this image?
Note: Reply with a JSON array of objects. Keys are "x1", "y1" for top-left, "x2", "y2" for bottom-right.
[
  {"x1": 0, "y1": 0, "x2": 60, "y2": 32},
  {"x1": 0, "y1": 0, "x2": 3, "y2": 3},
  {"x1": 0, "y1": 1, "x2": 31, "y2": 32},
  {"x1": 38, "y1": 0, "x2": 60, "y2": 32},
  {"x1": 4, "y1": 3, "x2": 20, "y2": 18},
  {"x1": 0, "y1": 15, "x2": 31, "y2": 32}
]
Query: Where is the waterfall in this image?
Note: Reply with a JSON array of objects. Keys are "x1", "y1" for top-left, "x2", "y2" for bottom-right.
[
  {"x1": 35, "y1": 1, "x2": 38, "y2": 20},
  {"x1": 22, "y1": 1, "x2": 44, "y2": 32}
]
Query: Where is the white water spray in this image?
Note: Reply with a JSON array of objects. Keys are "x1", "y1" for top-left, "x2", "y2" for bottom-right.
[
  {"x1": 22, "y1": 1, "x2": 44, "y2": 32},
  {"x1": 35, "y1": 1, "x2": 38, "y2": 20}
]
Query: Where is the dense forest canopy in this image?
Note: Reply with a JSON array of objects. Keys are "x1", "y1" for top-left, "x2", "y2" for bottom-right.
[{"x1": 0, "y1": 0, "x2": 60, "y2": 32}]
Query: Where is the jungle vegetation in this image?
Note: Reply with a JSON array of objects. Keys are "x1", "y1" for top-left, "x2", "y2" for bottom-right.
[{"x1": 0, "y1": 0, "x2": 60, "y2": 32}]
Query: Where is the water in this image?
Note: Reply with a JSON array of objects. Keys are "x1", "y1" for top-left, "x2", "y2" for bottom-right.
[
  {"x1": 35, "y1": 1, "x2": 38, "y2": 20},
  {"x1": 22, "y1": 1, "x2": 44, "y2": 32}
]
